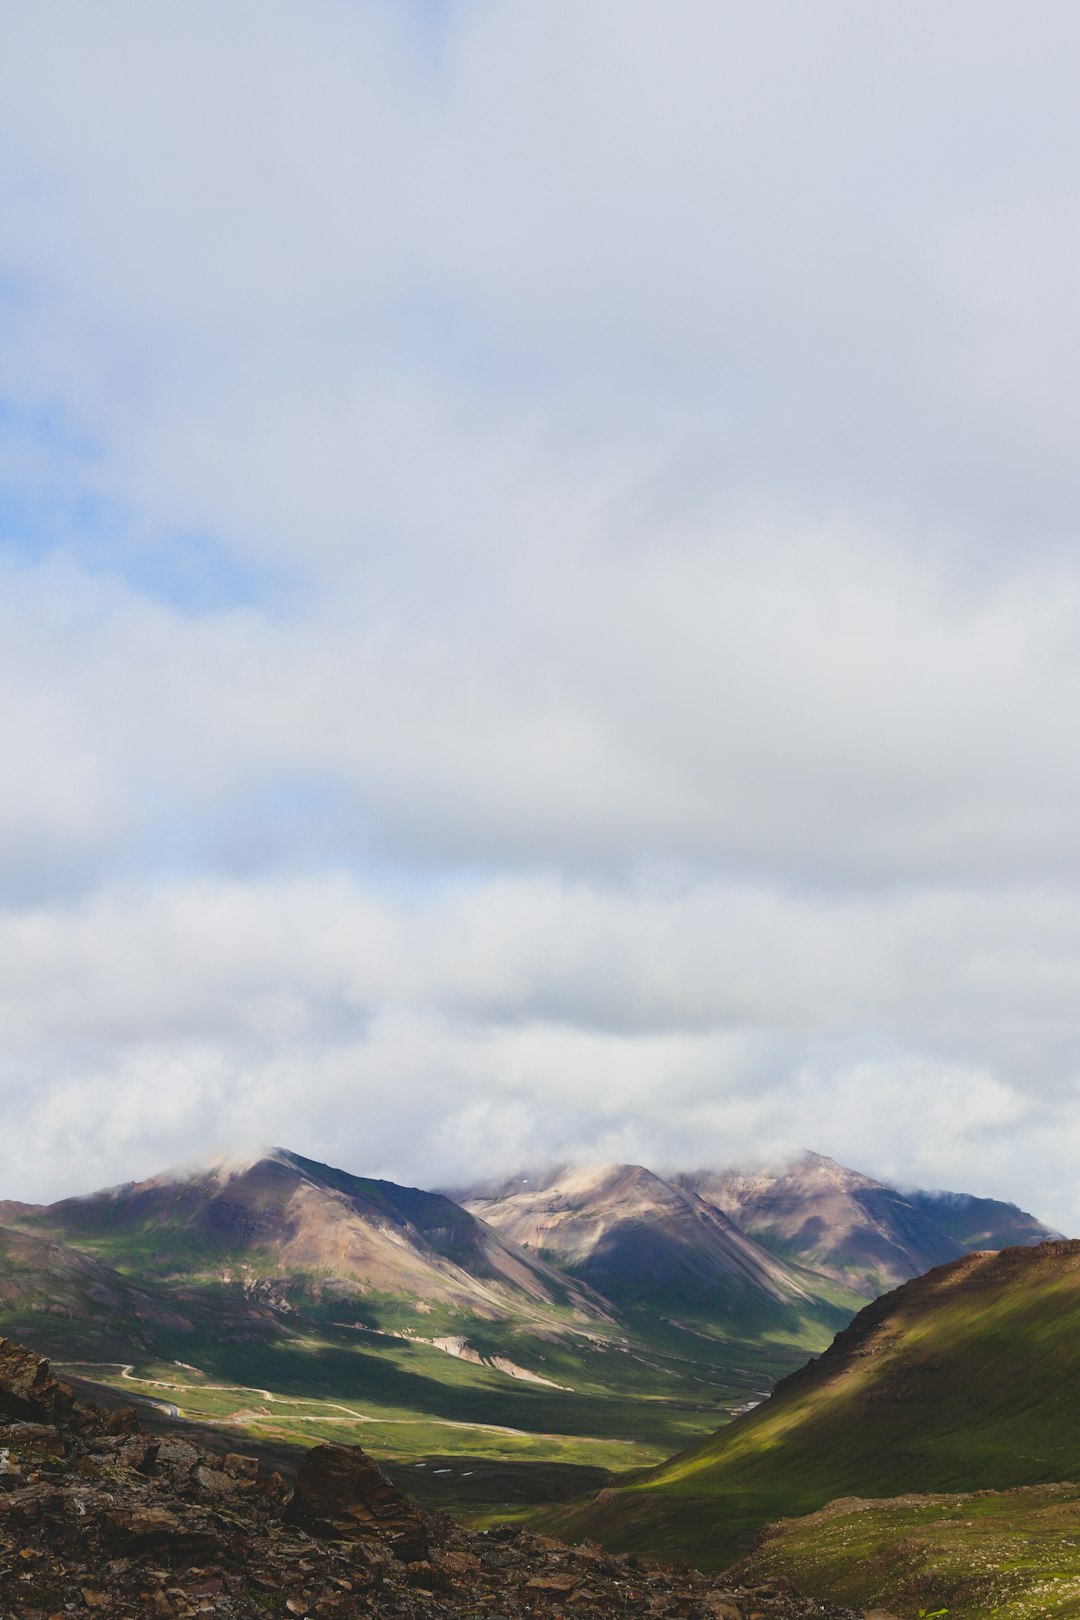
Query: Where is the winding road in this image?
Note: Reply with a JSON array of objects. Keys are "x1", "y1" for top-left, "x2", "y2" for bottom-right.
[{"x1": 59, "y1": 1361, "x2": 630, "y2": 1444}]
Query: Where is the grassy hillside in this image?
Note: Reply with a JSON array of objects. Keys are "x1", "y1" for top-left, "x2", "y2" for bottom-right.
[
  {"x1": 736, "y1": 1484, "x2": 1080, "y2": 1618},
  {"x1": 546, "y1": 1240, "x2": 1080, "y2": 1567}
]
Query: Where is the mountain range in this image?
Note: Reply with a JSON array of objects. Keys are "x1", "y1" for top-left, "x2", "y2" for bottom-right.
[
  {"x1": 458, "y1": 1161, "x2": 831, "y2": 1312},
  {"x1": 0, "y1": 1145, "x2": 1062, "y2": 1532},
  {"x1": 1, "y1": 1146, "x2": 1058, "y2": 1376},
  {"x1": 3, "y1": 1146, "x2": 603, "y2": 1322},
  {"x1": 459, "y1": 1150, "x2": 1059, "y2": 1300}
]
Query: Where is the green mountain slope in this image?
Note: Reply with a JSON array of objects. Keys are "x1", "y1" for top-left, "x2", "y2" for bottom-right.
[
  {"x1": 0, "y1": 1224, "x2": 195, "y2": 1354},
  {"x1": 548, "y1": 1239, "x2": 1080, "y2": 1568}
]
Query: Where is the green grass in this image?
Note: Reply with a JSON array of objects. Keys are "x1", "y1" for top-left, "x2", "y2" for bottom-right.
[
  {"x1": 735, "y1": 1484, "x2": 1080, "y2": 1618},
  {"x1": 50, "y1": 1333, "x2": 675, "y2": 1526}
]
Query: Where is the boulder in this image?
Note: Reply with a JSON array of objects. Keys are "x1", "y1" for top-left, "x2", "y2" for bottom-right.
[
  {"x1": 224, "y1": 1451, "x2": 260, "y2": 1479},
  {"x1": 101, "y1": 1503, "x2": 230, "y2": 1558},
  {"x1": 0, "y1": 1337, "x2": 73, "y2": 1423},
  {"x1": 193, "y1": 1462, "x2": 242, "y2": 1494},
  {"x1": 285, "y1": 1443, "x2": 428, "y2": 1562},
  {"x1": 0, "y1": 1480, "x2": 66, "y2": 1523},
  {"x1": 155, "y1": 1434, "x2": 200, "y2": 1475},
  {"x1": 117, "y1": 1434, "x2": 159, "y2": 1474},
  {"x1": 101, "y1": 1404, "x2": 141, "y2": 1436}
]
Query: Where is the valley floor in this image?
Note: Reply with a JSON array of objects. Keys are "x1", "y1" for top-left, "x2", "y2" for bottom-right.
[{"x1": 49, "y1": 1312, "x2": 806, "y2": 1527}]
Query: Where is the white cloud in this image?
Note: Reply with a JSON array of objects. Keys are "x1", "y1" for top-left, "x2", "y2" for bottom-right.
[
  {"x1": 1, "y1": 535, "x2": 1080, "y2": 888},
  {"x1": 1, "y1": 4, "x2": 1080, "y2": 1220},
  {"x1": 0, "y1": 872, "x2": 1078, "y2": 1229}
]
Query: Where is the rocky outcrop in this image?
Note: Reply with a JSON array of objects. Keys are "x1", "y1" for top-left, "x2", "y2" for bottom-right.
[
  {"x1": 0, "y1": 1332, "x2": 866, "y2": 1618},
  {"x1": 285, "y1": 1442, "x2": 429, "y2": 1561},
  {"x1": 0, "y1": 1335, "x2": 75, "y2": 1422}
]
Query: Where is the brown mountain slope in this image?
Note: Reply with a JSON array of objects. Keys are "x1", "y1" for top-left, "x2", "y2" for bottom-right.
[
  {"x1": 461, "y1": 1162, "x2": 839, "y2": 1316},
  {"x1": 677, "y1": 1152, "x2": 966, "y2": 1297},
  {"x1": 9, "y1": 1148, "x2": 608, "y2": 1324}
]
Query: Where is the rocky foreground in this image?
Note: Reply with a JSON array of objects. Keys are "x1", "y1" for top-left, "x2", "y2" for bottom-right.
[{"x1": 0, "y1": 1336, "x2": 863, "y2": 1619}]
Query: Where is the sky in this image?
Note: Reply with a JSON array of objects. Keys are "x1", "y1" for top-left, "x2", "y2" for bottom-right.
[{"x1": 3, "y1": 2, "x2": 1080, "y2": 1226}]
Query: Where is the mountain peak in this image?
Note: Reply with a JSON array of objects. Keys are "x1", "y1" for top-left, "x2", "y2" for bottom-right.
[
  {"x1": 788, "y1": 1150, "x2": 885, "y2": 1189},
  {"x1": 677, "y1": 1155, "x2": 964, "y2": 1297},
  {"x1": 462, "y1": 1160, "x2": 842, "y2": 1314}
]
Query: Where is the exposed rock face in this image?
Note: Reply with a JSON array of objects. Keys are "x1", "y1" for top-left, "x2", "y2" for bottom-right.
[
  {"x1": 0, "y1": 1335, "x2": 74, "y2": 1422},
  {"x1": 0, "y1": 1332, "x2": 866, "y2": 1618}
]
